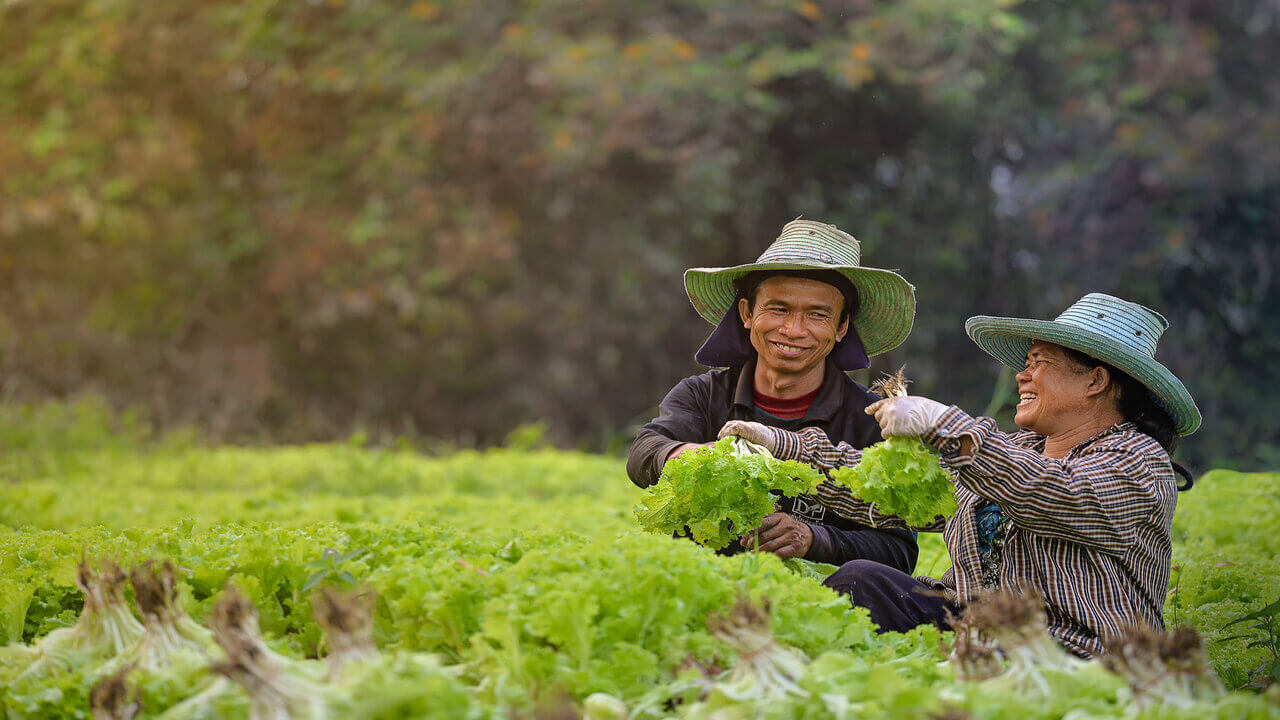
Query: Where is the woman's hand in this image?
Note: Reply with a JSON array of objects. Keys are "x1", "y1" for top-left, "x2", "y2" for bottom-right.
[
  {"x1": 866, "y1": 396, "x2": 948, "y2": 437},
  {"x1": 718, "y1": 420, "x2": 778, "y2": 454}
]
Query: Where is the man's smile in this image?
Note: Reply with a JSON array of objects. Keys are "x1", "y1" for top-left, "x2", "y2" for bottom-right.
[{"x1": 770, "y1": 340, "x2": 810, "y2": 357}]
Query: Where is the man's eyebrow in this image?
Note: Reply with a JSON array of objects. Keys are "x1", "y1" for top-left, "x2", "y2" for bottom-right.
[
  {"x1": 761, "y1": 298, "x2": 835, "y2": 313},
  {"x1": 798, "y1": 298, "x2": 836, "y2": 311}
]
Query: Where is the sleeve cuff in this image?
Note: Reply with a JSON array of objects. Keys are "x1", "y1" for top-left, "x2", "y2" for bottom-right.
[
  {"x1": 772, "y1": 427, "x2": 805, "y2": 460},
  {"x1": 803, "y1": 523, "x2": 836, "y2": 564},
  {"x1": 922, "y1": 406, "x2": 997, "y2": 466},
  {"x1": 657, "y1": 440, "x2": 687, "y2": 467}
]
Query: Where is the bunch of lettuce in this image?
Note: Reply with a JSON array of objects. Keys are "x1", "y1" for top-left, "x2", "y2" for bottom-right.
[
  {"x1": 677, "y1": 617, "x2": 953, "y2": 720},
  {"x1": 829, "y1": 370, "x2": 958, "y2": 527},
  {"x1": 154, "y1": 583, "x2": 484, "y2": 720},
  {"x1": 943, "y1": 588, "x2": 1132, "y2": 720},
  {"x1": 634, "y1": 436, "x2": 825, "y2": 550},
  {"x1": 1101, "y1": 624, "x2": 1225, "y2": 711},
  {"x1": 828, "y1": 437, "x2": 957, "y2": 527},
  {"x1": 3, "y1": 560, "x2": 143, "y2": 681},
  {"x1": 463, "y1": 531, "x2": 878, "y2": 713},
  {"x1": 704, "y1": 597, "x2": 810, "y2": 702}
]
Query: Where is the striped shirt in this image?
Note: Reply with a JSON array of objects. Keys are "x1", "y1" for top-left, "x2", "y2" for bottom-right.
[{"x1": 773, "y1": 405, "x2": 1178, "y2": 657}]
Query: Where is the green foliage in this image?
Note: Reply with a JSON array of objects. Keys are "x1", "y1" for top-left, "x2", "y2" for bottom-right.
[
  {"x1": 1221, "y1": 598, "x2": 1280, "y2": 690},
  {"x1": 915, "y1": 532, "x2": 953, "y2": 578},
  {"x1": 829, "y1": 436, "x2": 958, "y2": 527},
  {"x1": 1167, "y1": 470, "x2": 1280, "y2": 688},
  {"x1": 332, "y1": 653, "x2": 486, "y2": 720},
  {"x1": 634, "y1": 437, "x2": 825, "y2": 550},
  {"x1": 0, "y1": 411, "x2": 1278, "y2": 717},
  {"x1": 0, "y1": 2, "x2": 1274, "y2": 472},
  {"x1": 302, "y1": 547, "x2": 370, "y2": 593}
]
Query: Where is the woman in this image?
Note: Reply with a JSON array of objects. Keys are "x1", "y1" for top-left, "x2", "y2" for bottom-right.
[{"x1": 721, "y1": 293, "x2": 1200, "y2": 658}]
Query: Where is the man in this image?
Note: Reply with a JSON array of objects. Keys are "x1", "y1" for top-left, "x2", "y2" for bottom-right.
[{"x1": 627, "y1": 219, "x2": 919, "y2": 572}]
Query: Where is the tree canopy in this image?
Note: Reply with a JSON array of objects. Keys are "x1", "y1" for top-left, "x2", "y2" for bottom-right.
[{"x1": 1, "y1": 0, "x2": 1276, "y2": 469}]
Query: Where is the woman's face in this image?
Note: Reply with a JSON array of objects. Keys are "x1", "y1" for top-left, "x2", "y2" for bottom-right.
[{"x1": 1013, "y1": 341, "x2": 1099, "y2": 436}]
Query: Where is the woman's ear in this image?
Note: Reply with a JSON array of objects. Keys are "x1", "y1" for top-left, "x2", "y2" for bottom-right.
[{"x1": 1083, "y1": 365, "x2": 1113, "y2": 399}]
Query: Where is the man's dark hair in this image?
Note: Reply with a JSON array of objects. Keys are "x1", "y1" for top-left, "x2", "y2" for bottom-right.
[
  {"x1": 1059, "y1": 346, "x2": 1194, "y2": 491},
  {"x1": 732, "y1": 270, "x2": 860, "y2": 324}
]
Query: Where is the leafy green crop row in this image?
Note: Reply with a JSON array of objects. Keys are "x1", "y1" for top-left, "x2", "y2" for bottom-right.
[
  {"x1": 0, "y1": 402, "x2": 1276, "y2": 717},
  {"x1": 1166, "y1": 470, "x2": 1280, "y2": 687},
  {"x1": 2, "y1": 520, "x2": 901, "y2": 716}
]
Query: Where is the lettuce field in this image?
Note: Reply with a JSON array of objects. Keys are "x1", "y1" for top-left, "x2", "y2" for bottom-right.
[{"x1": 1, "y1": 402, "x2": 1277, "y2": 719}]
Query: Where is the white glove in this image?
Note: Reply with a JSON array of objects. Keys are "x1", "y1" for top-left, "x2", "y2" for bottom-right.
[
  {"x1": 865, "y1": 396, "x2": 949, "y2": 437},
  {"x1": 717, "y1": 420, "x2": 779, "y2": 455}
]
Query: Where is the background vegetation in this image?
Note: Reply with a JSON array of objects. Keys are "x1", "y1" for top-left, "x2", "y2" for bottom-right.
[{"x1": 1, "y1": 0, "x2": 1277, "y2": 470}]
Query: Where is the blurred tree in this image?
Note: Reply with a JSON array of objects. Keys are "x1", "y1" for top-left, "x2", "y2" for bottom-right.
[{"x1": 0, "y1": 0, "x2": 1274, "y2": 469}]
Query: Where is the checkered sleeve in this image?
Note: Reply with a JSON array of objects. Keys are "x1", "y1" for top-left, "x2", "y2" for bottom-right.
[
  {"x1": 773, "y1": 426, "x2": 863, "y2": 468},
  {"x1": 775, "y1": 426, "x2": 922, "y2": 532},
  {"x1": 922, "y1": 407, "x2": 1168, "y2": 556}
]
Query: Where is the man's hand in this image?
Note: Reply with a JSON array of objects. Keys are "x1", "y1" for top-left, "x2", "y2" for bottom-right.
[
  {"x1": 865, "y1": 396, "x2": 948, "y2": 437},
  {"x1": 739, "y1": 512, "x2": 813, "y2": 559},
  {"x1": 717, "y1": 420, "x2": 778, "y2": 454}
]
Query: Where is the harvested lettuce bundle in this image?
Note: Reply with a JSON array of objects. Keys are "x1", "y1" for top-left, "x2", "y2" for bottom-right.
[
  {"x1": 678, "y1": 600, "x2": 952, "y2": 720},
  {"x1": 92, "y1": 561, "x2": 224, "y2": 718},
  {"x1": 1102, "y1": 624, "x2": 1224, "y2": 710},
  {"x1": 315, "y1": 585, "x2": 484, "y2": 720},
  {"x1": 189, "y1": 586, "x2": 326, "y2": 720},
  {"x1": 634, "y1": 436, "x2": 824, "y2": 550},
  {"x1": 7, "y1": 560, "x2": 144, "y2": 681},
  {"x1": 313, "y1": 585, "x2": 379, "y2": 681},
  {"x1": 705, "y1": 597, "x2": 809, "y2": 702},
  {"x1": 0, "y1": 561, "x2": 148, "y2": 720},
  {"x1": 829, "y1": 370, "x2": 957, "y2": 527},
  {"x1": 90, "y1": 666, "x2": 140, "y2": 720},
  {"x1": 952, "y1": 587, "x2": 1123, "y2": 718},
  {"x1": 110, "y1": 561, "x2": 216, "y2": 673},
  {"x1": 955, "y1": 588, "x2": 1089, "y2": 692}
]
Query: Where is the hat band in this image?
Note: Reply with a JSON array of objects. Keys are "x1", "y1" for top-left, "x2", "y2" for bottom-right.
[{"x1": 755, "y1": 251, "x2": 854, "y2": 266}]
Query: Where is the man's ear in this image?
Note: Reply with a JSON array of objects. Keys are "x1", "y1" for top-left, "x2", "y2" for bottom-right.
[
  {"x1": 738, "y1": 297, "x2": 753, "y2": 327},
  {"x1": 1083, "y1": 366, "x2": 1112, "y2": 399},
  {"x1": 835, "y1": 315, "x2": 849, "y2": 343}
]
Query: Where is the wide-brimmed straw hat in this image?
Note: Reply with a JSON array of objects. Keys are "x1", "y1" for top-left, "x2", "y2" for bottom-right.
[
  {"x1": 684, "y1": 219, "x2": 916, "y2": 361},
  {"x1": 965, "y1": 293, "x2": 1201, "y2": 436}
]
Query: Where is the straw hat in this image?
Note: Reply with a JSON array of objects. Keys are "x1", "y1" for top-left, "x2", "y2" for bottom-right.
[
  {"x1": 965, "y1": 293, "x2": 1201, "y2": 436},
  {"x1": 683, "y1": 219, "x2": 916, "y2": 358}
]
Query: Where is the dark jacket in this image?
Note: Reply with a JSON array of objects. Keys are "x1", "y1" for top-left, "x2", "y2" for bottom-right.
[{"x1": 627, "y1": 356, "x2": 919, "y2": 572}]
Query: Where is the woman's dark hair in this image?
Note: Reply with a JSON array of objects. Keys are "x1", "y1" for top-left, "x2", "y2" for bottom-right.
[
  {"x1": 732, "y1": 270, "x2": 860, "y2": 324},
  {"x1": 1059, "y1": 346, "x2": 1194, "y2": 491}
]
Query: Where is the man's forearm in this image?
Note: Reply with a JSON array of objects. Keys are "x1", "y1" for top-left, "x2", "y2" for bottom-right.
[
  {"x1": 626, "y1": 429, "x2": 685, "y2": 488},
  {"x1": 806, "y1": 524, "x2": 919, "y2": 574}
]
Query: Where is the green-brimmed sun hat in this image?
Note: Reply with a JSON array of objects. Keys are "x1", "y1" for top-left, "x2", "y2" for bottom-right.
[
  {"x1": 965, "y1": 293, "x2": 1201, "y2": 436},
  {"x1": 683, "y1": 219, "x2": 916, "y2": 357}
]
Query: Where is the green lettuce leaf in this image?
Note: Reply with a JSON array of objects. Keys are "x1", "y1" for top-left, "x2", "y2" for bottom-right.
[
  {"x1": 634, "y1": 438, "x2": 825, "y2": 551},
  {"x1": 829, "y1": 437, "x2": 957, "y2": 527}
]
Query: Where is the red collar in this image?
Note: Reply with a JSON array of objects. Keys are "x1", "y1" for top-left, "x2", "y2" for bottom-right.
[{"x1": 753, "y1": 386, "x2": 821, "y2": 419}]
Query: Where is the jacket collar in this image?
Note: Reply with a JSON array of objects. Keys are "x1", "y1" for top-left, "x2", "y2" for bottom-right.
[
  {"x1": 1023, "y1": 421, "x2": 1140, "y2": 456},
  {"x1": 732, "y1": 355, "x2": 845, "y2": 422}
]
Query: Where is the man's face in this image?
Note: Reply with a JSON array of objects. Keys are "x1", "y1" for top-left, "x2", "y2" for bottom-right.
[{"x1": 738, "y1": 275, "x2": 849, "y2": 379}]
